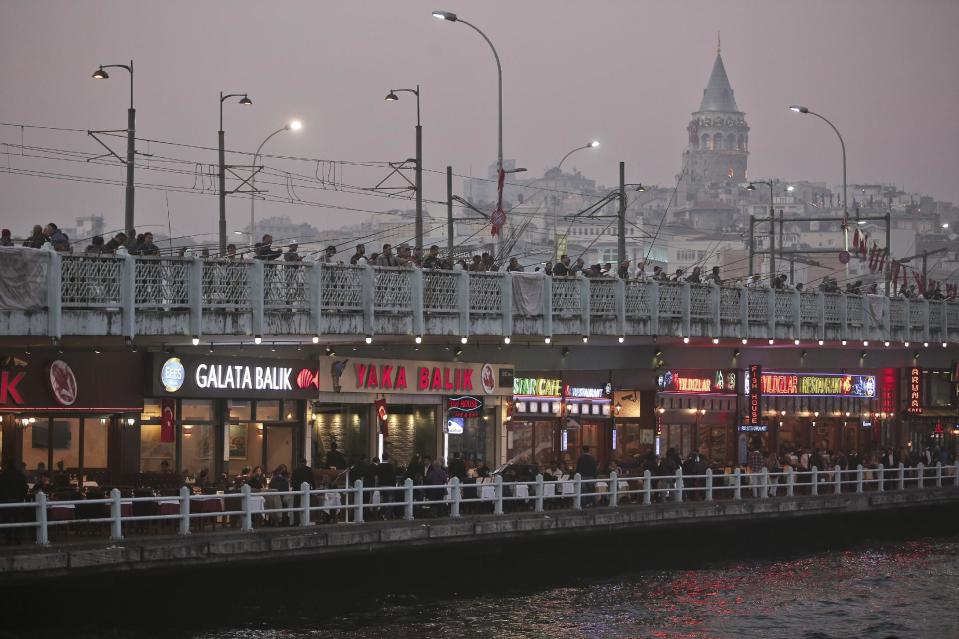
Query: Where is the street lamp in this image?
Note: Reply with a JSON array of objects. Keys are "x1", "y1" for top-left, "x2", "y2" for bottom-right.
[
  {"x1": 433, "y1": 9, "x2": 506, "y2": 256},
  {"x1": 92, "y1": 60, "x2": 135, "y2": 236},
  {"x1": 747, "y1": 180, "x2": 776, "y2": 284},
  {"x1": 249, "y1": 120, "x2": 302, "y2": 248},
  {"x1": 218, "y1": 91, "x2": 253, "y2": 255},
  {"x1": 557, "y1": 140, "x2": 600, "y2": 171},
  {"x1": 789, "y1": 104, "x2": 849, "y2": 247},
  {"x1": 384, "y1": 85, "x2": 424, "y2": 251}
]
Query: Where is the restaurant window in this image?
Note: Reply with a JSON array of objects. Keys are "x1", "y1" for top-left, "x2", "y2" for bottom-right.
[
  {"x1": 140, "y1": 423, "x2": 174, "y2": 472},
  {"x1": 282, "y1": 401, "x2": 299, "y2": 422},
  {"x1": 447, "y1": 408, "x2": 494, "y2": 464},
  {"x1": 181, "y1": 400, "x2": 213, "y2": 421},
  {"x1": 181, "y1": 424, "x2": 214, "y2": 479},
  {"x1": 256, "y1": 400, "x2": 280, "y2": 422},
  {"x1": 83, "y1": 418, "x2": 108, "y2": 470},
  {"x1": 229, "y1": 400, "x2": 252, "y2": 421},
  {"x1": 141, "y1": 399, "x2": 162, "y2": 422},
  {"x1": 21, "y1": 421, "x2": 49, "y2": 473},
  {"x1": 228, "y1": 423, "x2": 264, "y2": 475}
]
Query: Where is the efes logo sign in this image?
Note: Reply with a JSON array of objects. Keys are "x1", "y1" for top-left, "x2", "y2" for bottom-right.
[{"x1": 152, "y1": 355, "x2": 320, "y2": 399}]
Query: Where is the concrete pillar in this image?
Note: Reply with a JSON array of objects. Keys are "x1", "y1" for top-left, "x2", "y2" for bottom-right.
[
  {"x1": 403, "y1": 478, "x2": 414, "y2": 521},
  {"x1": 455, "y1": 266, "x2": 469, "y2": 340},
  {"x1": 46, "y1": 251, "x2": 62, "y2": 340},
  {"x1": 733, "y1": 468, "x2": 742, "y2": 500},
  {"x1": 578, "y1": 274, "x2": 590, "y2": 338},
  {"x1": 35, "y1": 491, "x2": 49, "y2": 546},
  {"x1": 360, "y1": 264, "x2": 374, "y2": 338},
  {"x1": 542, "y1": 275, "x2": 553, "y2": 339},
  {"x1": 120, "y1": 254, "x2": 136, "y2": 341},
  {"x1": 310, "y1": 262, "x2": 323, "y2": 338},
  {"x1": 705, "y1": 468, "x2": 714, "y2": 501},
  {"x1": 681, "y1": 281, "x2": 691, "y2": 338},
  {"x1": 299, "y1": 481, "x2": 313, "y2": 527},
  {"x1": 615, "y1": 279, "x2": 627, "y2": 338},
  {"x1": 500, "y1": 271, "x2": 513, "y2": 338},
  {"x1": 643, "y1": 470, "x2": 652, "y2": 505},
  {"x1": 674, "y1": 468, "x2": 684, "y2": 503},
  {"x1": 108, "y1": 488, "x2": 123, "y2": 541},
  {"x1": 877, "y1": 464, "x2": 884, "y2": 493},
  {"x1": 649, "y1": 281, "x2": 660, "y2": 336},
  {"x1": 241, "y1": 484, "x2": 253, "y2": 532},
  {"x1": 450, "y1": 477, "x2": 461, "y2": 518},
  {"x1": 494, "y1": 474, "x2": 504, "y2": 515},
  {"x1": 188, "y1": 257, "x2": 203, "y2": 341},
  {"x1": 411, "y1": 267, "x2": 425, "y2": 339},
  {"x1": 353, "y1": 479, "x2": 364, "y2": 523},
  {"x1": 250, "y1": 260, "x2": 265, "y2": 340},
  {"x1": 178, "y1": 485, "x2": 191, "y2": 535}
]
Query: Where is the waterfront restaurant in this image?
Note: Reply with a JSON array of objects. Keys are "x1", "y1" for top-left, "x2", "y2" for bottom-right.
[
  {"x1": 900, "y1": 366, "x2": 959, "y2": 454},
  {"x1": 654, "y1": 368, "x2": 739, "y2": 464},
  {"x1": 507, "y1": 376, "x2": 614, "y2": 468},
  {"x1": 745, "y1": 368, "x2": 890, "y2": 457},
  {"x1": 146, "y1": 354, "x2": 319, "y2": 479},
  {"x1": 0, "y1": 352, "x2": 144, "y2": 484},
  {"x1": 310, "y1": 356, "x2": 514, "y2": 468}
]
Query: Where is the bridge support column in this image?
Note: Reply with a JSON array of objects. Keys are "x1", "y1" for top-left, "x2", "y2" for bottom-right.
[
  {"x1": 188, "y1": 257, "x2": 203, "y2": 341},
  {"x1": 121, "y1": 254, "x2": 136, "y2": 341},
  {"x1": 615, "y1": 279, "x2": 626, "y2": 338},
  {"x1": 455, "y1": 267, "x2": 469, "y2": 340},
  {"x1": 649, "y1": 281, "x2": 660, "y2": 336},
  {"x1": 500, "y1": 272, "x2": 513, "y2": 339},
  {"x1": 310, "y1": 263, "x2": 323, "y2": 338},
  {"x1": 46, "y1": 251, "x2": 62, "y2": 341},
  {"x1": 578, "y1": 275, "x2": 590, "y2": 338},
  {"x1": 542, "y1": 276, "x2": 553, "y2": 340},
  {"x1": 680, "y1": 281, "x2": 691, "y2": 338},
  {"x1": 360, "y1": 264, "x2": 374, "y2": 339},
  {"x1": 411, "y1": 267, "x2": 425, "y2": 339},
  {"x1": 250, "y1": 260, "x2": 264, "y2": 341}
]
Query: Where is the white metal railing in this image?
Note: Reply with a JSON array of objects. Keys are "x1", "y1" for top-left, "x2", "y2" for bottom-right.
[
  {"x1": 3, "y1": 251, "x2": 958, "y2": 342},
  {"x1": 1, "y1": 462, "x2": 955, "y2": 546}
]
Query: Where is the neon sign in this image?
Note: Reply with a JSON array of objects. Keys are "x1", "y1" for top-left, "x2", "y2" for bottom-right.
[
  {"x1": 746, "y1": 372, "x2": 876, "y2": 398},
  {"x1": 748, "y1": 364, "x2": 762, "y2": 426},
  {"x1": 907, "y1": 367, "x2": 923, "y2": 414},
  {"x1": 513, "y1": 377, "x2": 562, "y2": 397},
  {"x1": 657, "y1": 369, "x2": 737, "y2": 394}
]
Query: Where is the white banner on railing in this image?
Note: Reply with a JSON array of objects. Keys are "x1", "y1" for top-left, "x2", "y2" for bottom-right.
[{"x1": 0, "y1": 248, "x2": 48, "y2": 310}]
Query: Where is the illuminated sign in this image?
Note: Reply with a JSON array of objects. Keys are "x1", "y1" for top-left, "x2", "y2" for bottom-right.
[
  {"x1": 513, "y1": 377, "x2": 562, "y2": 397},
  {"x1": 447, "y1": 395, "x2": 484, "y2": 419},
  {"x1": 657, "y1": 369, "x2": 737, "y2": 394},
  {"x1": 160, "y1": 358, "x2": 185, "y2": 393},
  {"x1": 446, "y1": 417, "x2": 464, "y2": 434},
  {"x1": 907, "y1": 367, "x2": 923, "y2": 414},
  {"x1": 746, "y1": 372, "x2": 877, "y2": 398},
  {"x1": 861, "y1": 420, "x2": 873, "y2": 429},
  {"x1": 563, "y1": 385, "x2": 609, "y2": 399},
  {"x1": 152, "y1": 355, "x2": 319, "y2": 399},
  {"x1": 195, "y1": 363, "x2": 293, "y2": 391},
  {"x1": 0, "y1": 370, "x2": 26, "y2": 405},
  {"x1": 748, "y1": 364, "x2": 762, "y2": 426},
  {"x1": 738, "y1": 424, "x2": 767, "y2": 433}
]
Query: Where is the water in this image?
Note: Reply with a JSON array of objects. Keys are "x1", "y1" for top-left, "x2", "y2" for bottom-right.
[{"x1": 5, "y1": 528, "x2": 959, "y2": 639}]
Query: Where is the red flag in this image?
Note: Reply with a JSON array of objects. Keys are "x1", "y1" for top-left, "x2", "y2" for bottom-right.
[
  {"x1": 890, "y1": 260, "x2": 899, "y2": 283},
  {"x1": 914, "y1": 272, "x2": 926, "y2": 294},
  {"x1": 868, "y1": 243, "x2": 879, "y2": 271},
  {"x1": 490, "y1": 167, "x2": 506, "y2": 236},
  {"x1": 374, "y1": 398, "x2": 389, "y2": 436},
  {"x1": 877, "y1": 250, "x2": 885, "y2": 274},
  {"x1": 852, "y1": 228, "x2": 860, "y2": 250},
  {"x1": 860, "y1": 234, "x2": 868, "y2": 258},
  {"x1": 160, "y1": 398, "x2": 176, "y2": 443}
]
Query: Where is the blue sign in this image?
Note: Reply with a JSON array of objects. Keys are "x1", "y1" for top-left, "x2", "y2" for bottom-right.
[{"x1": 160, "y1": 357, "x2": 185, "y2": 393}]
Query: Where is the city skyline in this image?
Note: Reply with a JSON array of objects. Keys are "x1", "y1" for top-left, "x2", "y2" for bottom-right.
[{"x1": 2, "y1": 0, "x2": 959, "y2": 241}]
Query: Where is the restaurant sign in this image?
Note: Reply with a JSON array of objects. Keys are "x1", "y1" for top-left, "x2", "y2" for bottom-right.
[
  {"x1": 657, "y1": 369, "x2": 738, "y2": 394},
  {"x1": 447, "y1": 395, "x2": 484, "y2": 418},
  {"x1": 906, "y1": 367, "x2": 923, "y2": 414},
  {"x1": 513, "y1": 377, "x2": 562, "y2": 397},
  {"x1": 748, "y1": 364, "x2": 762, "y2": 426},
  {"x1": 745, "y1": 371, "x2": 877, "y2": 398},
  {"x1": 152, "y1": 354, "x2": 319, "y2": 399},
  {"x1": 321, "y1": 357, "x2": 513, "y2": 397}
]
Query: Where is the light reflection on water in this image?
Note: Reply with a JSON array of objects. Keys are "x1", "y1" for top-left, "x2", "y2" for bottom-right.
[{"x1": 195, "y1": 537, "x2": 959, "y2": 639}]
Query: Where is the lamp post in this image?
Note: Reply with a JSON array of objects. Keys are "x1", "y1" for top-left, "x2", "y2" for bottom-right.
[
  {"x1": 557, "y1": 140, "x2": 600, "y2": 171},
  {"x1": 747, "y1": 180, "x2": 776, "y2": 284},
  {"x1": 92, "y1": 60, "x2": 135, "y2": 236},
  {"x1": 219, "y1": 92, "x2": 253, "y2": 255},
  {"x1": 789, "y1": 105, "x2": 848, "y2": 253},
  {"x1": 385, "y1": 86, "x2": 423, "y2": 251},
  {"x1": 249, "y1": 120, "x2": 302, "y2": 249},
  {"x1": 433, "y1": 10, "x2": 505, "y2": 257}
]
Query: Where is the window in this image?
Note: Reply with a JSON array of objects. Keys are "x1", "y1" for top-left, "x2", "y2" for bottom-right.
[
  {"x1": 256, "y1": 400, "x2": 280, "y2": 422},
  {"x1": 181, "y1": 400, "x2": 213, "y2": 421},
  {"x1": 229, "y1": 400, "x2": 252, "y2": 421}
]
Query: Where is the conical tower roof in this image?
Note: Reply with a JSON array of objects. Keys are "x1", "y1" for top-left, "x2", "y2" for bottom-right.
[{"x1": 698, "y1": 53, "x2": 739, "y2": 112}]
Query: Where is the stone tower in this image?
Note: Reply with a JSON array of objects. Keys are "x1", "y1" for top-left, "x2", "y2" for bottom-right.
[{"x1": 681, "y1": 43, "x2": 749, "y2": 187}]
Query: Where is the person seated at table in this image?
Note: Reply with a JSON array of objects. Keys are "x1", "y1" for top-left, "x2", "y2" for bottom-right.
[
  {"x1": 195, "y1": 468, "x2": 210, "y2": 488},
  {"x1": 159, "y1": 460, "x2": 172, "y2": 473},
  {"x1": 28, "y1": 461, "x2": 46, "y2": 484},
  {"x1": 291, "y1": 458, "x2": 314, "y2": 490},
  {"x1": 247, "y1": 466, "x2": 266, "y2": 490},
  {"x1": 325, "y1": 442, "x2": 347, "y2": 470}
]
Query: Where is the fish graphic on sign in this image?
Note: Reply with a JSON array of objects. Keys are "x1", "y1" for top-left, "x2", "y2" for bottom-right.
[{"x1": 330, "y1": 359, "x2": 349, "y2": 393}]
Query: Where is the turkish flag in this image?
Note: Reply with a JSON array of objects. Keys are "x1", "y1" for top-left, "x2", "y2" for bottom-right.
[
  {"x1": 160, "y1": 398, "x2": 175, "y2": 443},
  {"x1": 374, "y1": 398, "x2": 389, "y2": 437}
]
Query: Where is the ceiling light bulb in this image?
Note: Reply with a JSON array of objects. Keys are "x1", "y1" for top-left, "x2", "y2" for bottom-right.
[
  {"x1": 712, "y1": 338, "x2": 719, "y2": 344},
  {"x1": 683, "y1": 337, "x2": 690, "y2": 344},
  {"x1": 904, "y1": 341, "x2": 910, "y2": 347},
  {"x1": 288, "y1": 120, "x2": 303, "y2": 131},
  {"x1": 768, "y1": 339, "x2": 774, "y2": 345},
  {"x1": 741, "y1": 338, "x2": 748, "y2": 345},
  {"x1": 191, "y1": 337, "x2": 200, "y2": 346},
  {"x1": 460, "y1": 336, "x2": 468, "y2": 345},
  {"x1": 365, "y1": 335, "x2": 373, "y2": 345},
  {"x1": 582, "y1": 336, "x2": 588, "y2": 343},
  {"x1": 254, "y1": 336, "x2": 262, "y2": 345},
  {"x1": 863, "y1": 340, "x2": 869, "y2": 347},
  {"x1": 504, "y1": 336, "x2": 511, "y2": 345},
  {"x1": 415, "y1": 336, "x2": 422, "y2": 344},
  {"x1": 618, "y1": 336, "x2": 624, "y2": 343},
  {"x1": 312, "y1": 336, "x2": 319, "y2": 344},
  {"x1": 544, "y1": 336, "x2": 551, "y2": 344},
  {"x1": 841, "y1": 340, "x2": 847, "y2": 346},
  {"x1": 794, "y1": 339, "x2": 800, "y2": 345},
  {"x1": 818, "y1": 340, "x2": 824, "y2": 346}
]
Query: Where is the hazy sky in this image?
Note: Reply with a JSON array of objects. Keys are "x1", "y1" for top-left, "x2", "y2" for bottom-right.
[{"x1": 2, "y1": 0, "x2": 958, "y2": 242}]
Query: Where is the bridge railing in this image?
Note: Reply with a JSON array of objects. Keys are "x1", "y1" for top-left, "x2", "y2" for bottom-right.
[
  {"x1": 6, "y1": 251, "x2": 959, "y2": 342},
  {"x1": 2, "y1": 462, "x2": 955, "y2": 546}
]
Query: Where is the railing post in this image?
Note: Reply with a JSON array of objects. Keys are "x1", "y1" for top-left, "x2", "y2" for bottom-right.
[
  {"x1": 573, "y1": 473, "x2": 583, "y2": 510},
  {"x1": 762, "y1": 468, "x2": 769, "y2": 498},
  {"x1": 739, "y1": 285, "x2": 749, "y2": 340},
  {"x1": 411, "y1": 266, "x2": 425, "y2": 340},
  {"x1": 240, "y1": 484, "x2": 253, "y2": 532},
  {"x1": 360, "y1": 264, "x2": 375, "y2": 339},
  {"x1": 353, "y1": 479, "x2": 364, "y2": 524},
  {"x1": 35, "y1": 491, "x2": 49, "y2": 546},
  {"x1": 680, "y1": 281, "x2": 691, "y2": 338},
  {"x1": 542, "y1": 275, "x2": 553, "y2": 340},
  {"x1": 786, "y1": 466, "x2": 795, "y2": 497},
  {"x1": 501, "y1": 271, "x2": 513, "y2": 339},
  {"x1": 897, "y1": 463, "x2": 905, "y2": 491},
  {"x1": 494, "y1": 474, "x2": 504, "y2": 515},
  {"x1": 674, "y1": 468, "x2": 683, "y2": 503},
  {"x1": 615, "y1": 278, "x2": 627, "y2": 338},
  {"x1": 881, "y1": 295, "x2": 891, "y2": 339},
  {"x1": 643, "y1": 470, "x2": 652, "y2": 505},
  {"x1": 310, "y1": 263, "x2": 323, "y2": 338},
  {"x1": 705, "y1": 468, "x2": 714, "y2": 501},
  {"x1": 936, "y1": 462, "x2": 943, "y2": 488},
  {"x1": 834, "y1": 465, "x2": 842, "y2": 494},
  {"x1": 178, "y1": 485, "x2": 191, "y2": 535},
  {"x1": 916, "y1": 462, "x2": 925, "y2": 489},
  {"x1": 250, "y1": 259, "x2": 264, "y2": 341},
  {"x1": 877, "y1": 464, "x2": 885, "y2": 493},
  {"x1": 840, "y1": 294, "x2": 849, "y2": 343},
  {"x1": 109, "y1": 488, "x2": 123, "y2": 541},
  {"x1": 791, "y1": 288, "x2": 801, "y2": 339},
  {"x1": 578, "y1": 274, "x2": 591, "y2": 338},
  {"x1": 920, "y1": 298, "x2": 930, "y2": 343},
  {"x1": 767, "y1": 287, "x2": 777, "y2": 338},
  {"x1": 733, "y1": 468, "x2": 742, "y2": 500},
  {"x1": 811, "y1": 467, "x2": 819, "y2": 496},
  {"x1": 609, "y1": 471, "x2": 619, "y2": 508},
  {"x1": 450, "y1": 477, "x2": 461, "y2": 518},
  {"x1": 534, "y1": 473, "x2": 545, "y2": 513},
  {"x1": 120, "y1": 254, "x2": 136, "y2": 341},
  {"x1": 46, "y1": 251, "x2": 62, "y2": 340},
  {"x1": 649, "y1": 281, "x2": 660, "y2": 336},
  {"x1": 188, "y1": 257, "x2": 203, "y2": 341},
  {"x1": 455, "y1": 266, "x2": 470, "y2": 340},
  {"x1": 954, "y1": 462, "x2": 959, "y2": 488},
  {"x1": 299, "y1": 481, "x2": 312, "y2": 527},
  {"x1": 815, "y1": 289, "x2": 826, "y2": 342},
  {"x1": 403, "y1": 478, "x2": 414, "y2": 521},
  {"x1": 856, "y1": 464, "x2": 864, "y2": 494}
]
